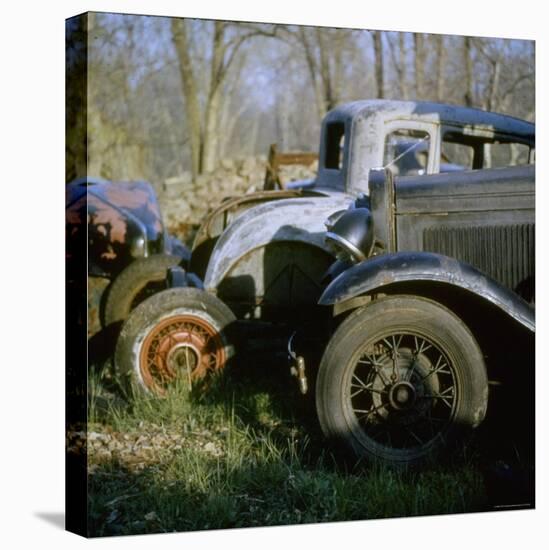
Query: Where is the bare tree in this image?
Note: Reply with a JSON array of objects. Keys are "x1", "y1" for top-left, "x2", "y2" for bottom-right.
[
  {"x1": 171, "y1": 19, "x2": 263, "y2": 175},
  {"x1": 171, "y1": 19, "x2": 203, "y2": 177},
  {"x1": 217, "y1": 53, "x2": 248, "y2": 159},
  {"x1": 474, "y1": 38, "x2": 508, "y2": 112},
  {"x1": 287, "y1": 26, "x2": 353, "y2": 118},
  {"x1": 463, "y1": 36, "x2": 475, "y2": 107},
  {"x1": 435, "y1": 34, "x2": 446, "y2": 102},
  {"x1": 372, "y1": 31, "x2": 384, "y2": 99},
  {"x1": 387, "y1": 32, "x2": 408, "y2": 99},
  {"x1": 414, "y1": 33, "x2": 425, "y2": 99}
]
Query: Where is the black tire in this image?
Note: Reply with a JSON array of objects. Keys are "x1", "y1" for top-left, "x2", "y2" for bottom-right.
[
  {"x1": 316, "y1": 295, "x2": 488, "y2": 467},
  {"x1": 114, "y1": 287, "x2": 236, "y2": 397},
  {"x1": 104, "y1": 254, "x2": 182, "y2": 326}
]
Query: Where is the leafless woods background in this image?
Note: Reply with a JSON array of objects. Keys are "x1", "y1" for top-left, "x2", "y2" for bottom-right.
[{"x1": 66, "y1": 12, "x2": 534, "y2": 188}]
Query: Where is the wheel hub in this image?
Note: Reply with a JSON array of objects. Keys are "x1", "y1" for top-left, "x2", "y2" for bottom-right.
[
  {"x1": 166, "y1": 343, "x2": 200, "y2": 373},
  {"x1": 369, "y1": 349, "x2": 436, "y2": 420},
  {"x1": 388, "y1": 381, "x2": 417, "y2": 410}
]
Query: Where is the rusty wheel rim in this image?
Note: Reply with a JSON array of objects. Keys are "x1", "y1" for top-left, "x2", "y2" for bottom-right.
[{"x1": 139, "y1": 315, "x2": 226, "y2": 395}]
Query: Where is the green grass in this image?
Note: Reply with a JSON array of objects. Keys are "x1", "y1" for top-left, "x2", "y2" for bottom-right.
[{"x1": 86, "y1": 362, "x2": 494, "y2": 537}]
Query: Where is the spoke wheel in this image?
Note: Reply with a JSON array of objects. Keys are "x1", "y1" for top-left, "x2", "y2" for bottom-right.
[
  {"x1": 348, "y1": 332, "x2": 456, "y2": 453},
  {"x1": 115, "y1": 288, "x2": 236, "y2": 397},
  {"x1": 316, "y1": 295, "x2": 488, "y2": 467},
  {"x1": 140, "y1": 315, "x2": 227, "y2": 395}
]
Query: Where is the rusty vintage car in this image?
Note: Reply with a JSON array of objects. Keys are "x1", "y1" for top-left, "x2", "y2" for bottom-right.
[
  {"x1": 66, "y1": 177, "x2": 190, "y2": 338},
  {"x1": 113, "y1": 100, "x2": 535, "y2": 466}
]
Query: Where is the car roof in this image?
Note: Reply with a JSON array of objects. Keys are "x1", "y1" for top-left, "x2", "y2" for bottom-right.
[{"x1": 324, "y1": 99, "x2": 535, "y2": 142}]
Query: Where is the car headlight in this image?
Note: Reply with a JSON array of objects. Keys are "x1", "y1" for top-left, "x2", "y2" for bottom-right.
[
  {"x1": 325, "y1": 207, "x2": 374, "y2": 263},
  {"x1": 130, "y1": 235, "x2": 146, "y2": 258}
]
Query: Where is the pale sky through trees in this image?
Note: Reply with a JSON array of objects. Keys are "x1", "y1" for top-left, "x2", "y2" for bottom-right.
[{"x1": 70, "y1": 12, "x2": 534, "y2": 186}]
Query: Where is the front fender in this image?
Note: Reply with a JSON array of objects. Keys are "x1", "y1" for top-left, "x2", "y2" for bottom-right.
[
  {"x1": 192, "y1": 188, "x2": 328, "y2": 251},
  {"x1": 204, "y1": 195, "x2": 352, "y2": 289},
  {"x1": 319, "y1": 251, "x2": 535, "y2": 331}
]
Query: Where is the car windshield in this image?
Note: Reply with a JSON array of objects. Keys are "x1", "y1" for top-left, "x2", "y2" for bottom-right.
[{"x1": 383, "y1": 130, "x2": 430, "y2": 176}]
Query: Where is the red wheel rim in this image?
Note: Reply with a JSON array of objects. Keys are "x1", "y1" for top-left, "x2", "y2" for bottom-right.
[{"x1": 139, "y1": 315, "x2": 226, "y2": 395}]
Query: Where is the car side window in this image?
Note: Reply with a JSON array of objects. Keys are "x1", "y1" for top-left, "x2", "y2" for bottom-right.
[
  {"x1": 442, "y1": 126, "x2": 533, "y2": 170},
  {"x1": 441, "y1": 129, "x2": 481, "y2": 171},
  {"x1": 483, "y1": 142, "x2": 531, "y2": 168},
  {"x1": 324, "y1": 122, "x2": 346, "y2": 170},
  {"x1": 383, "y1": 129, "x2": 431, "y2": 176},
  {"x1": 440, "y1": 141, "x2": 473, "y2": 172}
]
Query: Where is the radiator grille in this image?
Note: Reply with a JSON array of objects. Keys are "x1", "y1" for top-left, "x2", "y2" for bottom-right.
[{"x1": 423, "y1": 224, "x2": 534, "y2": 295}]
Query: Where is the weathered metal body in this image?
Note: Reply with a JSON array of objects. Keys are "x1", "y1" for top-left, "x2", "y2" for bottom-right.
[
  {"x1": 192, "y1": 100, "x2": 535, "y2": 321},
  {"x1": 190, "y1": 189, "x2": 327, "y2": 278},
  {"x1": 321, "y1": 164, "x2": 535, "y2": 329},
  {"x1": 67, "y1": 177, "x2": 188, "y2": 278},
  {"x1": 316, "y1": 100, "x2": 533, "y2": 193},
  {"x1": 320, "y1": 250, "x2": 534, "y2": 330},
  {"x1": 203, "y1": 194, "x2": 352, "y2": 319},
  {"x1": 67, "y1": 177, "x2": 189, "y2": 336},
  {"x1": 313, "y1": 161, "x2": 534, "y2": 466}
]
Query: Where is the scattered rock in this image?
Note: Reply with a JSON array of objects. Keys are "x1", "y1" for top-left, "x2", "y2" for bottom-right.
[
  {"x1": 193, "y1": 174, "x2": 210, "y2": 187},
  {"x1": 157, "y1": 154, "x2": 317, "y2": 245},
  {"x1": 163, "y1": 173, "x2": 193, "y2": 197},
  {"x1": 84, "y1": 422, "x2": 227, "y2": 471},
  {"x1": 203, "y1": 441, "x2": 221, "y2": 456},
  {"x1": 238, "y1": 156, "x2": 257, "y2": 177},
  {"x1": 220, "y1": 158, "x2": 236, "y2": 172},
  {"x1": 95, "y1": 448, "x2": 112, "y2": 460}
]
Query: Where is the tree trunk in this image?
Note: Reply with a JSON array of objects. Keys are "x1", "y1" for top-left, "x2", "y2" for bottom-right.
[
  {"x1": 399, "y1": 33, "x2": 408, "y2": 99},
  {"x1": 202, "y1": 87, "x2": 222, "y2": 173},
  {"x1": 247, "y1": 115, "x2": 260, "y2": 157},
  {"x1": 463, "y1": 36, "x2": 475, "y2": 107},
  {"x1": 332, "y1": 30, "x2": 345, "y2": 106},
  {"x1": 201, "y1": 22, "x2": 226, "y2": 173},
  {"x1": 487, "y1": 59, "x2": 501, "y2": 112},
  {"x1": 276, "y1": 83, "x2": 291, "y2": 151},
  {"x1": 316, "y1": 28, "x2": 333, "y2": 113},
  {"x1": 171, "y1": 19, "x2": 203, "y2": 178},
  {"x1": 388, "y1": 32, "x2": 408, "y2": 99},
  {"x1": 435, "y1": 34, "x2": 446, "y2": 101},
  {"x1": 373, "y1": 31, "x2": 384, "y2": 99},
  {"x1": 217, "y1": 52, "x2": 246, "y2": 160},
  {"x1": 414, "y1": 33, "x2": 425, "y2": 99},
  {"x1": 299, "y1": 27, "x2": 325, "y2": 120}
]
